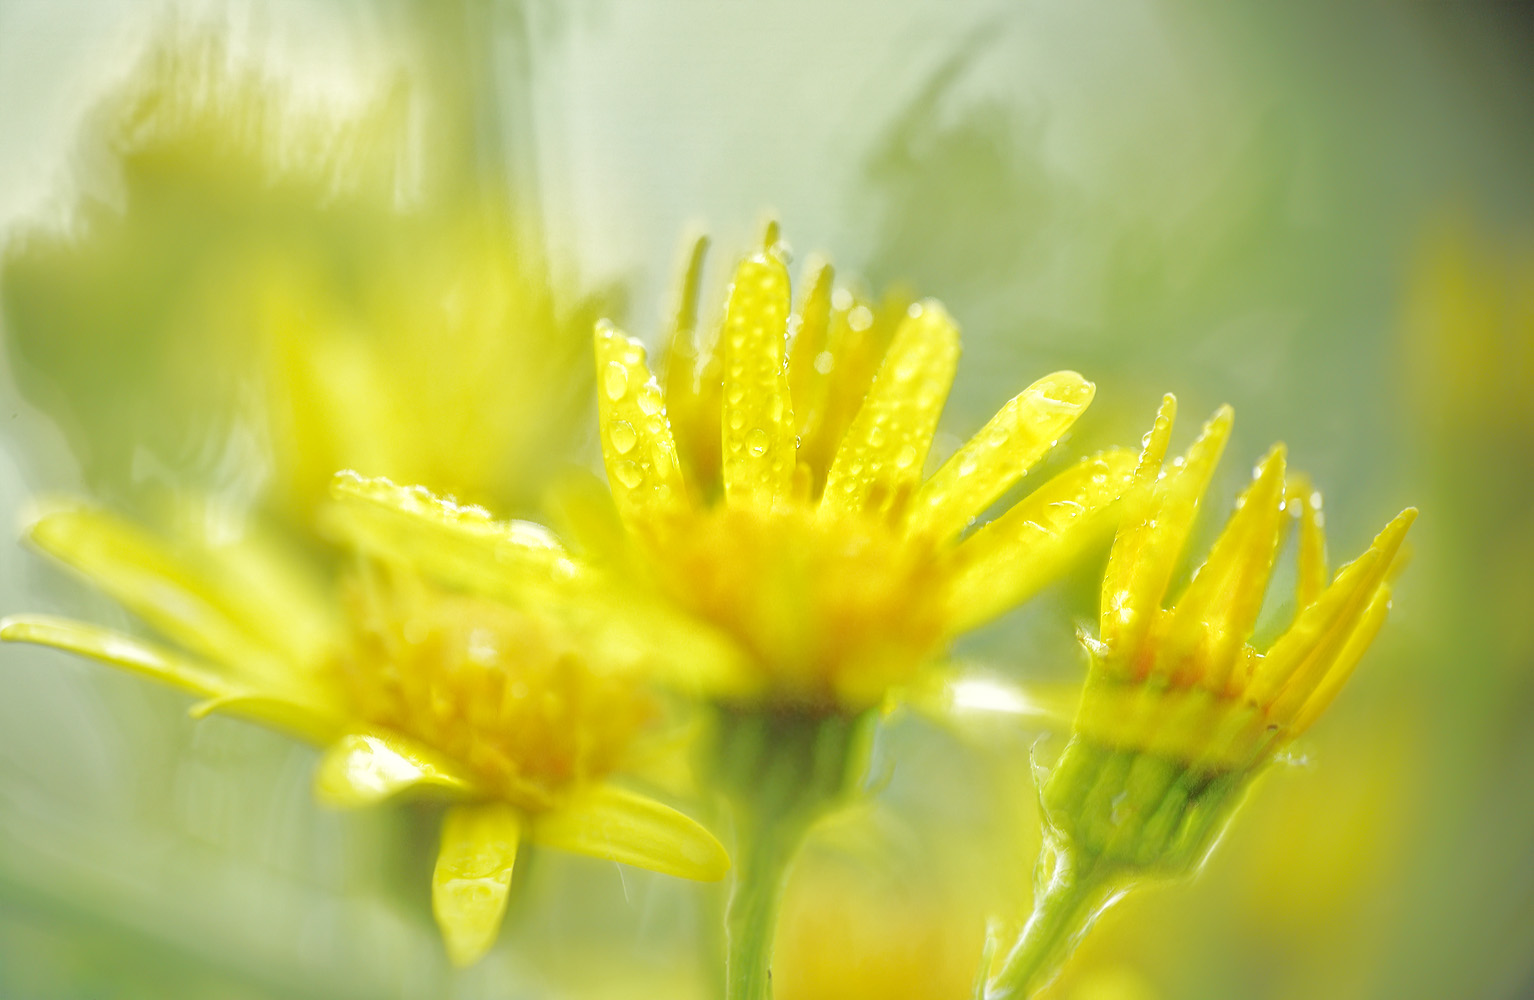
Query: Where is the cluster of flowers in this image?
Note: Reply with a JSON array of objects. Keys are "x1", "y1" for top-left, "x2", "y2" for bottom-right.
[{"x1": 2, "y1": 229, "x2": 1413, "y2": 998}]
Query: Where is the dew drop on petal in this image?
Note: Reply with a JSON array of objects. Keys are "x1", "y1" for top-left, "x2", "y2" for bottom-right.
[
  {"x1": 895, "y1": 444, "x2": 918, "y2": 469},
  {"x1": 603, "y1": 362, "x2": 629, "y2": 401},
  {"x1": 637, "y1": 383, "x2": 664, "y2": 416},
  {"x1": 608, "y1": 420, "x2": 638, "y2": 455},
  {"x1": 746, "y1": 428, "x2": 769, "y2": 457},
  {"x1": 614, "y1": 462, "x2": 643, "y2": 489}
]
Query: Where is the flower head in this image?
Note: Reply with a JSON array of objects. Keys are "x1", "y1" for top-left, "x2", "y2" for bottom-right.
[
  {"x1": 1041, "y1": 394, "x2": 1416, "y2": 876},
  {"x1": 590, "y1": 229, "x2": 1138, "y2": 712},
  {"x1": 2, "y1": 473, "x2": 728, "y2": 966}
]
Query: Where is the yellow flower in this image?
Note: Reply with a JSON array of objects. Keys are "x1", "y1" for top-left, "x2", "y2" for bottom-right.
[
  {"x1": 3, "y1": 32, "x2": 604, "y2": 521},
  {"x1": 1, "y1": 473, "x2": 728, "y2": 967},
  {"x1": 1063, "y1": 393, "x2": 1416, "y2": 818},
  {"x1": 591, "y1": 229, "x2": 1138, "y2": 713},
  {"x1": 984, "y1": 394, "x2": 1415, "y2": 999}
]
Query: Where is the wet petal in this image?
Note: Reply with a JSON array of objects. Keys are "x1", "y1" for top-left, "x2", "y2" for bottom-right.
[
  {"x1": 1164, "y1": 445, "x2": 1288, "y2": 690},
  {"x1": 327, "y1": 470, "x2": 582, "y2": 598},
  {"x1": 1100, "y1": 405, "x2": 1233, "y2": 665},
  {"x1": 433, "y1": 802, "x2": 522, "y2": 967},
  {"x1": 1249, "y1": 507, "x2": 1416, "y2": 716},
  {"x1": 531, "y1": 784, "x2": 729, "y2": 882},
  {"x1": 594, "y1": 323, "x2": 690, "y2": 525},
  {"x1": 720, "y1": 254, "x2": 797, "y2": 510},
  {"x1": 948, "y1": 449, "x2": 1138, "y2": 631},
  {"x1": 1286, "y1": 476, "x2": 1328, "y2": 609},
  {"x1": 821, "y1": 300, "x2": 960, "y2": 520},
  {"x1": 313, "y1": 730, "x2": 475, "y2": 807},
  {"x1": 1, "y1": 614, "x2": 232, "y2": 698},
  {"x1": 909, "y1": 370, "x2": 1096, "y2": 542}
]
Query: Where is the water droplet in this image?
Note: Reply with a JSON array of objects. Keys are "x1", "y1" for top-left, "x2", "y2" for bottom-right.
[
  {"x1": 603, "y1": 362, "x2": 629, "y2": 401},
  {"x1": 727, "y1": 386, "x2": 745, "y2": 405},
  {"x1": 868, "y1": 425, "x2": 887, "y2": 447},
  {"x1": 746, "y1": 428, "x2": 769, "y2": 457},
  {"x1": 958, "y1": 458, "x2": 979, "y2": 477},
  {"x1": 895, "y1": 444, "x2": 918, "y2": 469},
  {"x1": 608, "y1": 420, "x2": 638, "y2": 455},
  {"x1": 728, "y1": 411, "x2": 746, "y2": 431},
  {"x1": 614, "y1": 462, "x2": 643, "y2": 488},
  {"x1": 637, "y1": 383, "x2": 664, "y2": 416}
]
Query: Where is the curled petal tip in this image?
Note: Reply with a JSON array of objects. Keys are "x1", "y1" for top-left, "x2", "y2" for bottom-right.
[{"x1": 1041, "y1": 370, "x2": 1096, "y2": 408}]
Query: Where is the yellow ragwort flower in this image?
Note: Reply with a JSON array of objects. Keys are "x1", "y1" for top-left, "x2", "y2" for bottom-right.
[
  {"x1": 591, "y1": 229, "x2": 1138, "y2": 712},
  {"x1": 985, "y1": 394, "x2": 1416, "y2": 998},
  {"x1": 1065, "y1": 394, "x2": 1416, "y2": 809},
  {"x1": 1, "y1": 473, "x2": 728, "y2": 966}
]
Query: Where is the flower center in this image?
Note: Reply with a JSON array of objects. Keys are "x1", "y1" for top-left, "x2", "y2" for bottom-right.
[
  {"x1": 643, "y1": 505, "x2": 952, "y2": 710},
  {"x1": 332, "y1": 573, "x2": 655, "y2": 811}
]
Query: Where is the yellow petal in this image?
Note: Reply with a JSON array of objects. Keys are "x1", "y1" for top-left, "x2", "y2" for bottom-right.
[
  {"x1": 433, "y1": 802, "x2": 522, "y2": 967},
  {"x1": 1286, "y1": 476, "x2": 1328, "y2": 609},
  {"x1": 1099, "y1": 405, "x2": 1233, "y2": 663},
  {"x1": 595, "y1": 322, "x2": 690, "y2": 524},
  {"x1": 720, "y1": 253, "x2": 797, "y2": 510},
  {"x1": 662, "y1": 236, "x2": 725, "y2": 502},
  {"x1": 531, "y1": 783, "x2": 729, "y2": 882},
  {"x1": 821, "y1": 300, "x2": 960, "y2": 520},
  {"x1": 25, "y1": 506, "x2": 275, "y2": 674},
  {"x1": 0, "y1": 614, "x2": 232, "y2": 698},
  {"x1": 1131, "y1": 393, "x2": 1178, "y2": 484},
  {"x1": 787, "y1": 256, "x2": 835, "y2": 438},
  {"x1": 947, "y1": 449, "x2": 1138, "y2": 631},
  {"x1": 1249, "y1": 507, "x2": 1416, "y2": 716},
  {"x1": 326, "y1": 471, "x2": 581, "y2": 597},
  {"x1": 1289, "y1": 584, "x2": 1393, "y2": 734},
  {"x1": 313, "y1": 731, "x2": 475, "y2": 807},
  {"x1": 188, "y1": 693, "x2": 342, "y2": 745},
  {"x1": 1164, "y1": 445, "x2": 1289, "y2": 690},
  {"x1": 908, "y1": 370, "x2": 1096, "y2": 542}
]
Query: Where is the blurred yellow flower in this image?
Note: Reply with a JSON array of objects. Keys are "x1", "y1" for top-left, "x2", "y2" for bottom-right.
[
  {"x1": 591, "y1": 229, "x2": 1137, "y2": 713},
  {"x1": 3, "y1": 32, "x2": 605, "y2": 520},
  {"x1": 1, "y1": 473, "x2": 728, "y2": 967},
  {"x1": 986, "y1": 394, "x2": 1415, "y2": 998}
]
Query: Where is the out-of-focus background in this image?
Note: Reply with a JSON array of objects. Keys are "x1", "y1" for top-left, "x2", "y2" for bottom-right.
[{"x1": 1, "y1": 2, "x2": 1531, "y2": 998}]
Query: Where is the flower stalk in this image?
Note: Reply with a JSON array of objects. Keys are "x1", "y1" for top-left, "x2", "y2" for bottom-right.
[{"x1": 709, "y1": 706, "x2": 868, "y2": 1000}]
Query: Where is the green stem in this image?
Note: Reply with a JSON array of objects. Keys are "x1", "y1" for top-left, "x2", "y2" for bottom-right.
[
  {"x1": 709, "y1": 706, "x2": 867, "y2": 1000},
  {"x1": 724, "y1": 811, "x2": 804, "y2": 1000},
  {"x1": 986, "y1": 846, "x2": 1121, "y2": 1000}
]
